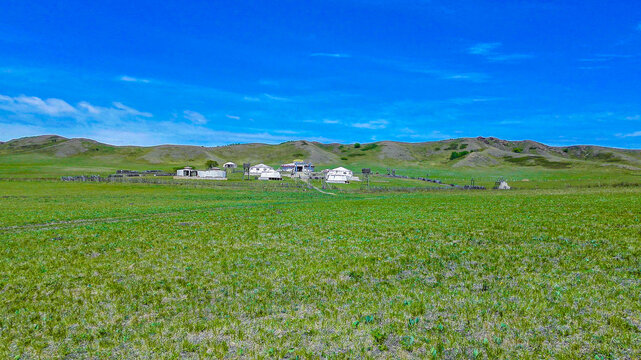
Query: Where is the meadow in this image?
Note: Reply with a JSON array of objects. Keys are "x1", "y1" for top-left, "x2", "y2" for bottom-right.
[{"x1": 1, "y1": 180, "x2": 640, "y2": 359}]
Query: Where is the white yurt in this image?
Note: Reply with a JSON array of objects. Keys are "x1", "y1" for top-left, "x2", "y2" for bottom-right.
[
  {"x1": 258, "y1": 171, "x2": 282, "y2": 181},
  {"x1": 249, "y1": 163, "x2": 274, "y2": 176}
]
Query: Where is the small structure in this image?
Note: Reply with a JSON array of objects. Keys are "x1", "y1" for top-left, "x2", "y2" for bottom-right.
[
  {"x1": 176, "y1": 166, "x2": 197, "y2": 177},
  {"x1": 197, "y1": 168, "x2": 227, "y2": 179},
  {"x1": 495, "y1": 179, "x2": 511, "y2": 190},
  {"x1": 325, "y1": 166, "x2": 355, "y2": 184},
  {"x1": 223, "y1": 162, "x2": 237, "y2": 169},
  {"x1": 249, "y1": 163, "x2": 274, "y2": 176},
  {"x1": 281, "y1": 159, "x2": 315, "y2": 174},
  {"x1": 175, "y1": 166, "x2": 226, "y2": 180},
  {"x1": 258, "y1": 171, "x2": 282, "y2": 181}
]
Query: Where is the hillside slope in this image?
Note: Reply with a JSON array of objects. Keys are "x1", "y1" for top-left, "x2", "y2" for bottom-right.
[{"x1": 1, "y1": 135, "x2": 641, "y2": 178}]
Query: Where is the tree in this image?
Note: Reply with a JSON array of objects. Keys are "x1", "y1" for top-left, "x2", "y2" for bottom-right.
[
  {"x1": 354, "y1": 143, "x2": 361, "y2": 148},
  {"x1": 205, "y1": 160, "x2": 219, "y2": 169}
]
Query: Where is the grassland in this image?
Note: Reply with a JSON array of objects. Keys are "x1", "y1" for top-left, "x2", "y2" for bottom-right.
[{"x1": 1, "y1": 181, "x2": 640, "y2": 358}]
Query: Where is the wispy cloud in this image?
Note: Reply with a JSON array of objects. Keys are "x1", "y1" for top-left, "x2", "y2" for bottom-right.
[
  {"x1": 468, "y1": 42, "x2": 501, "y2": 55},
  {"x1": 183, "y1": 110, "x2": 207, "y2": 124},
  {"x1": 263, "y1": 93, "x2": 291, "y2": 102},
  {"x1": 225, "y1": 114, "x2": 240, "y2": 120},
  {"x1": 0, "y1": 94, "x2": 154, "y2": 121},
  {"x1": 112, "y1": 102, "x2": 152, "y2": 117},
  {"x1": 637, "y1": 22, "x2": 641, "y2": 31},
  {"x1": 468, "y1": 42, "x2": 533, "y2": 62},
  {"x1": 579, "y1": 54, "x2": 635, "y2": 62},
  {"x1": 617, "y1": 130, "x2": 641, "y2": 137},
  {"x1": 0, "y1": 93, "x2": 343, "y2": 145},
  {"x1": 119, "y1": 75, "x2": 150, "y2": 83},
  {"x1": 310, "y1": 53, "x2": 351, "y2": 58},
  {"x1": 0, "y1": 94, "x2": 76, "y2": 116},
  {"x1": 351, "y1": 119, "x2": 388, "y2": 130}
]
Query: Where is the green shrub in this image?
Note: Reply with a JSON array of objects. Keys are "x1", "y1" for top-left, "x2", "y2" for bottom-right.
[
  {"x1": 354, "y1": 143, "x2": 361, "y2": 148},
  {"x1": 360, "y1": 143, "x2": 378, "y2": 151},
  {"x1": 340, "y1": 156, "x2": 348, "y2": 160},
  {"x1": 512, "y1": 147, "x2": 523, "y2": 153},
  {"x1": 205, "y1": 160, "x2": 219, "y2": 168},
  {"x1": 460, "y1": 143, "x2": 468, "y2": 149},
  {"x1": 450, "y1": 151, "x2": 469, "y2": 160},
  {"x1": 445, "y1": 143, "x2": 459, "y2": 150}
]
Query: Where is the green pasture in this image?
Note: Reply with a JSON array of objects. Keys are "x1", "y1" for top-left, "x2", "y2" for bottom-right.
[{"x1": 1, "y1": 181, "x2": 640, "y2": 358}]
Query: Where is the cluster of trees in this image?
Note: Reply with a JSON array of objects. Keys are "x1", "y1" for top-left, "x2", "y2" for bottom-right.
[{"x1": 450, "y1": 151, "x2": 470, "y2": 160}]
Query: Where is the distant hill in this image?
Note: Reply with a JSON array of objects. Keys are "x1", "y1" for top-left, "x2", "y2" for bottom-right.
[{"x1": 1, "y1": 134, "x2": 641, "y2": 177}]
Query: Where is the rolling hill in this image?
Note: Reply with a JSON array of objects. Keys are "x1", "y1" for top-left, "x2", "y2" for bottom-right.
[{"x1": 1, "y1": 135, "x2": 641, "y2": 181}]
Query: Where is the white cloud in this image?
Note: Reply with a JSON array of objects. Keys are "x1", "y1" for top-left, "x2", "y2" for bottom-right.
[
  {"x1": 443, "y1": 73, "x2": 490, "y2": 81},
  {"x1": 112, "y1": 102, "x2": 153, "y2": 117},
  {"x1": 183, "y1": 110, "x2": 207, "y2": 124},
  {"x1": 310, "y1": 53, "x2": 351, "y2": 58},
  {"x1": 263, "y1": 93, "x2": 291, "y2": 102},
  {"x1": 0, "y1": 94, "x2": 76, "y2": 116},
  {"x1": 78, "y1": 101, "x2": 100, "y2": 114},
  {"x1": 468, "y1": 42, "x2": 532, "y2": 62},
  {"x1": 119, "y1": 75, "x2": 150, "y2": 83},
  {"x1": 468, "y1": 42, "x2": 502, "y2": 55},
  {"x1": 619, "y1": 131, "x2": 641, "y2": 137},
  {"x1": 352, "y1": 119, "x2": 388, "y2": 130},
  {"x1": 323, "y1": 119, "x2": 340, "y2": 124},
  {"x1": 0, "y1": 94, "x2": 154, "y2": 123},
  {"x1": 225, "y1": 114, "x2": 240, "y2": 120}
]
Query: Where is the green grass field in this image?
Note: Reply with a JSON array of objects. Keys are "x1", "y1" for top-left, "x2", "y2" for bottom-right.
[{"x1": 1, "y1": 180, "x2": 640, "y2": 358}]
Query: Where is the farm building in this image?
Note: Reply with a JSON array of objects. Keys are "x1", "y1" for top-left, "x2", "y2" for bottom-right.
[
  {"x1": 223, "y1": 162, "x2": 237, "y2": 169},
  {"x1": 280, "y1": 160, "x2": 315, "y2": 173},
  {"x1": 249, "y1": 163, "x2": 274, "y2": 176},
  {"x1": 175, "y1": 166, "x2": 226, "y2": 180},
  {"x1": 496, "y1": 180, "x2": 511, "y2": 190},
  {"x1": 258, "y1": 171, "x2": 282, "y2": 181},
  {"x1": 325, "y1": 167, "x2": 358, "y2": 184},
  {"x1": 176, "y1": 166, "x2": 197, "y2": 177},
  {"x1": 197, "y1": 168, "x2": 227, "y2": 179}
]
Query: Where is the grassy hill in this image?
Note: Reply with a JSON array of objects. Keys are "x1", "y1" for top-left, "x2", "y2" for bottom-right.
[{"x1": 1, "y1": 134, "x2": 641, "y2": 188}]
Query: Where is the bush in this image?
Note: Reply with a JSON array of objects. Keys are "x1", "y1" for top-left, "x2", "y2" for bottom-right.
[
  {"x1": 205, "y1": 160, "x2": 219, "y2": 168},
  {"x1": 340, "y1": 157, "x2": 348, "y2": 161},
  {"x1": 460, "y1": 143, "x2": 468, "y2": 149},
  {"x1": 512, "y1": 147, "x2": 523, "y2": 153},
  {"x1": 450, "y1": 151, "x2": 469, "y2": 160},
  {"x1": 445, "y1": 143, "x2": 459, "y2": 150},
  {"x1": 354, "y1": 143, "x2": 361, "y2": 148},
  {"x1": 360, "y1": 143, "x2": 378, "y2": 151}
]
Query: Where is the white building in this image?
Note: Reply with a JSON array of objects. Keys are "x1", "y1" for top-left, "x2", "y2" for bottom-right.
[
  {"x1": 497, "y1": 180, "x2": 511, "y2": 190},
  {"x1": 176, "y1": 166, "x2": 197, "y2": 177},
  {"x1": 258, "y1": 171, "x2": 282, "y2": 181},
  {"x1": 197, "y1": 168, "x2": 227, "y2": 180},
  {"x1": 223, "y1": 162, "x2": 237, "y2": 169},
  {"x1": 325, "y1": 167, "x2": 355, "y2": 184},
  {"x1": 249, "y1": 163, "x2": 274, "y2": 176},
  {"x1": 175, "y1": 166, "x2": 226, "y2": 180}
]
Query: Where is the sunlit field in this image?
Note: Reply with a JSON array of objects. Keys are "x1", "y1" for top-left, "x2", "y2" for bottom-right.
[{"x1": 1, "y1": 181, "x2": 640, "y2": 358}]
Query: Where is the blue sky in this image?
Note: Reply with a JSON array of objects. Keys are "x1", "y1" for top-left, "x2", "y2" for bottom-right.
[{"x1": 1, "y1": 1, "x2": 640, "y2": 147}]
